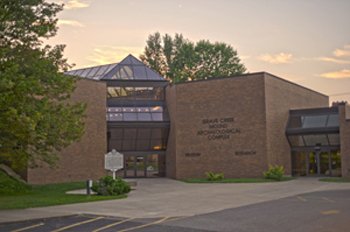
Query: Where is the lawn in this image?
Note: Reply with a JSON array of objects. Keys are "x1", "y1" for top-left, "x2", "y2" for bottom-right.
[
  {"x1": 319, "y1": 177, "x2": 350, "y2": 183},
  {"x1": 184, "y1": 177, "x2": 294, "y2": 183},
  {"x1": 0, "y1": 171, "x2": 126, "y2": 210}
]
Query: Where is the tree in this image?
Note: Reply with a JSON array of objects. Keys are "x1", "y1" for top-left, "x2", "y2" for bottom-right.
[
  {"x1": 0, "y1": 0, "x2": 86, "y2": 170},
  {"x1": 140, "y1": 32, "x2": 247, "y2": 83}
]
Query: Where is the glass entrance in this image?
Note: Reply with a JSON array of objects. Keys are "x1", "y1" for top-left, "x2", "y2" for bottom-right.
[
  {"x1": 292, "y1": 150, "x2": 341, "y2": 177},
  {"x1": 124, "y1": 154, "x2": 165, "y2": 178}
]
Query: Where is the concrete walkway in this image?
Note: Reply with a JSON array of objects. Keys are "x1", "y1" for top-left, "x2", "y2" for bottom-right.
[{"x1": 1, "y1": 178, "x2": 350, "y2": 223}]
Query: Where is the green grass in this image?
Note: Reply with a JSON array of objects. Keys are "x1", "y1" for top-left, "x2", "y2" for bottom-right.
[
  {"x1": 319, "y1": 177, "x2": 350, "y2": 183},
  {"x1": 183, "y1": 177, "x2": 294, "y2": 183},
  {"x1": 0, "y1": 170, "x2": 126, "y2": 209}
]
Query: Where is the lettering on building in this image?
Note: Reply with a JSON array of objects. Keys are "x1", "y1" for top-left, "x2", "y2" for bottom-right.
[
  {"x1": 197, "y1": 117, "x2": 241, "y2": 140},
  {"x1": 185, "y1": 153, "x2": 201, "y2": 157},
  {"x1": 235, "y1": 150, "x2": 256, "y2": 156}
]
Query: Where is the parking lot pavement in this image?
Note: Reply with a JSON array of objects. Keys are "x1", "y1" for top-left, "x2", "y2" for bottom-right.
[{"x1": 0, "y1": 214, "x2": 206, "y2": 232}]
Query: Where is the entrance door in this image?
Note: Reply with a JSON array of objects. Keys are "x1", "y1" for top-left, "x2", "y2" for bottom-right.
[
  {"x1": 292, "y1": 150, "x2": 341, "y2": 177},
  {"x1": 124, "y1": 154, "x2": 165, "y2": 178}
]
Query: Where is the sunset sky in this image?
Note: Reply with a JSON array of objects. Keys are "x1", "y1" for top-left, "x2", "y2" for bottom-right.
[{"x1": 49, "y1": 0, "x2": 350, "y2": 103}]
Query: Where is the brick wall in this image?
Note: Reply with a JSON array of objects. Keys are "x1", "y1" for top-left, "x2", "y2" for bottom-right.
[
  {"x1": 264, "y1": 73, "x2": 329, "y2": 175},
  {"x1": 339, "y1": 104, "x2": 350, "y2": 178},
  {"x1": 27, "y1": 79, "x2": 107, "y2": 184}
]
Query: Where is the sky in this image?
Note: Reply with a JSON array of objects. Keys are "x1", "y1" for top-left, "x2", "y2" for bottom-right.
[{"x1": 49, "y1": 0, "x2": 350, "y2": 103}]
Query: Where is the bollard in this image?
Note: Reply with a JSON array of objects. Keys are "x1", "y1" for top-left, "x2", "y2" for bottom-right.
[{"x1": 86, "y1": 179, "x2": 93, "y2": 195}]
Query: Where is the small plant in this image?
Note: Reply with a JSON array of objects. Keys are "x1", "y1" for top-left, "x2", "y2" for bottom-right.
[
  {"x1": 205, "y1": 171, "x2": 224, "y2": 181},
  {"x1": 263, "y1": 165, "x2": 285, "y2": 181},
  {"x1": 92, "y1": 176, "x2": 131, "y2": 196}
]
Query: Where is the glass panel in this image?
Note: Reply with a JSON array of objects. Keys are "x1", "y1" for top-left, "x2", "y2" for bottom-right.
[
  {"x1": 135, "y1": 156, "x2": 145, "y2": 177},
  {"x1": 80, "y1": 68, "x2": 91, "y2": 77},
  {"x1": 95, "y1": 65, "x2": 109, "y2": 76},
  {"x1": 150, "y1": 140, "x2": 163, "y2": 150},
  {"x1": 136, "y1": 107, "x2": 150, "y2": 112},
  {"x1": 133, "y1": 66, "x2": 147, "y2": 79},
  {"x1": 138, "y1": 128, "x2": 151, "y2": 139},
  {"x1": 138, "y1": 113, "x2": 152, "y2": 121},
  {"x1": 327, "y1": 114, "x2": 339, "y2": 127},
  {"x1": 108, "y1": 113, "x2": 123, "y2": 121},
  {"x1": 117, "y1": 65, "x2": 133, "y2": 79},
  {"x1": 328, "y1": 134, "x2": 340, "y2": 145},
  {"x1": 110, "y1": 129, "x2": 123, "y2": 139},
  {"x1": 108, "y1": 140, "x2": 122, "y2": 150},
  {"x1": 151, "y1": 128, "x2": 162, "y2": 139},
  {"x1": 146, "y1": 154, "x2": 159, "y2": 177},
  {"x1": 302, "y1": 115, "x2": 327, "y2": 128},
  {"x1": 288, "y1": 135, "x2": 304, "y2": 147},
  {"x1": 122, "y1": 107, "x2": 136, "y2": 112},
  {"x1": 125, "y1": 156, "x2": 135, "y2": 177},
  {"x1": 303, "y1": 134, "x2": 328, "y2": 146},
  {"x1": 122, "y1": 140, "x2": 135, "y2": 150},
  {"x1": 330, "y1": 151, "x2": 342, "y2": 176},
  {"x1": 136, "y1": 140, "x2": 150, "y2": 150},
  {"x1": 124, "y1": 113, "x2": 137, "y2": 121},
  {"x1": 107, "y1": 107, "x2": 122, "y2": 112},
  {"x1": 151, "y1": 113, "x2": 163, "y2": 121},
  {"x1": 145, "y1": 68, "x2": 162, "y2": 80},
  {"x1": 150, "y1": 106, "x2": 163, "y2": 112},
  {"x1": 123, "y1": 128, "x2": 137, "y2": 139}
]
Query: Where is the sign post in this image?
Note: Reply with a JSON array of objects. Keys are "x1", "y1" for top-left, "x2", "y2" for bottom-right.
[{"x1": 104, "y1": 149, "x2": 124, "y2": 179}]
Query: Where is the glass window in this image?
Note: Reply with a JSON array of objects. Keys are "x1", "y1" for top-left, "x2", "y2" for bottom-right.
[
  {"x1": 327, "y1": 114, "x2": 339, "y2": 127},
  {"x1": 79, "y1": 68, "x2": 89, "y2": 77},
  {"x1": 133, "y1": 66, "x2": 147, "y2": 79},
  {"x1": 138, "y1": 113, "x2": 152, "y2": 121},
  {"x1": 328, "y1": 134, "x2": 340, "y2": 145},
  {"x1": 150, "y1": 140, "x2": 163, "y2": 150},
  {"x1": 122, "y1": 140, "x2": 135, "y2": 151},
  {"x1": 107, "y1": 107, "x2": 122, "y2": 112},
  {"x1": 122, "y1": 107, "x2": 136, "y2": 112},
  {"x1": 108, "y1": 113, "x2": 123, "y2": 121},
  {"x1": 303, "y1": 134, "x2": 328, "y2": 146},
  {"x1": 152, "y1": 113, "x2": 163, "y2": 121},
  {"x1": 110, "y1": 129, "x2": 123, "y2": 139},
  {"x1": 302, "y1": 115, "x2": 328, "y2": 128},
  {"x1": 151, "y1": 128, "x2": 163, "y2": 139},
  {"x1": 288, "y1": 135, "x2": 304, "y2": 147},
  {"x1": 124, "y1": 113, "x2": 137, "y2": 121},
  {"x1": 108, "y1": 140, "x2": 122, "y2": 150},
  {"x1": 136, "y1": 107, "x2": 150, "y2": 112},
  {"x1": 115, "y1": 65, "x2": 133, "y2": 79},
  {"x1": 150, "y1": 106, "x2": 163, "y2": 112},
  {"x1": 123, "y1": 128, "x2": 137, "y2": 139},
  {"x1": 138, "y1": 129, "x2": 151, "y2": 139},
  {"x1": 136, "y1": 140, "x2": 150, "y2": 150}
]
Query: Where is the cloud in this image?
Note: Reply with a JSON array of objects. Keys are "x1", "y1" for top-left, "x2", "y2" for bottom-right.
[
  {"x1": 317, "y1": 57, "x2": 350, "y2": 64},
  {"x1": 333, "y1": 45, "x2": 350, "y2": 57},
  {"x1": 320, "y1": 69, "x2": 350, "y2": 79},
  {"x1": 49, "y1": 0, "x2": 90, "y2": 9},
  {"x1": 58, "y1": 19, "x2": 85, "y2": 27},
  {"x1": 258, "y1": 53, "x2": 293, "y2": 64},
  {"x1": 86, "y1": 46, "x2": 143, "y2": 65}
]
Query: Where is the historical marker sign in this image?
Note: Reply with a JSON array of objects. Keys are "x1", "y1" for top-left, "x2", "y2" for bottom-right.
[{"x1": 104, "y1": 149, "x2": 123, "y2": 179}]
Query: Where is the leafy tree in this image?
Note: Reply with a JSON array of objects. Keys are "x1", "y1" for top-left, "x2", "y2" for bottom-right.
[
  {"x1": 0, "y1": 0, "x2": 85, "y2": 170},
  {"x1": 140, "y1": 32, "x2": 247, "y2": 83}
]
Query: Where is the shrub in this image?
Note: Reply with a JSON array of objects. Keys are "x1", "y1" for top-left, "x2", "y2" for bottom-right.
[
  {"x1": 205, "y1": 171, "x2": 224, "y2": 181},
  {"x1": 91, "y1": 176, "x2": 131, "y2": 196},
  {"x1": 264, "y1": 165, "x2": 285, "y2": 181}
]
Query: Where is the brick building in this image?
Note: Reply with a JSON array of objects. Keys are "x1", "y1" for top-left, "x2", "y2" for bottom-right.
[{"x1": 26, "y1": 55, "x2": 350, "y2": 184}]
